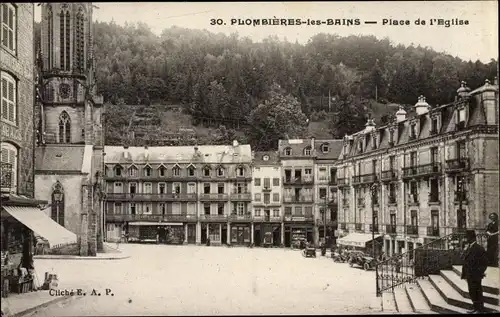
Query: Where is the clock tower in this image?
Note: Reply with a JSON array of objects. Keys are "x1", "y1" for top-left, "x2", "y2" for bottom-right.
[{"x1": 34, "y1": 2, "x2": 105, "y2": 256}]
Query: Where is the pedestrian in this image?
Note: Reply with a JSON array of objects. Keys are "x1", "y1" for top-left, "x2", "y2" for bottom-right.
[
  {"x1": 461, "y1": 229, "x2": 489, "y2": 314},
  {"x1": 485, "y1": 213, "x2": 498, "y2": 267}
]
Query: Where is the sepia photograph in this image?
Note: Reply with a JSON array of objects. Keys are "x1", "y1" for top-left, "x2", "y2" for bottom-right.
[{"x1": 0, "y1": 1, "x2": 499, "y2": 315}]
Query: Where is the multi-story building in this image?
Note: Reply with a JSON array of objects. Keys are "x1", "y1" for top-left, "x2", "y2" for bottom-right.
[
  {"x1": 103, "y1": 141, "x2": 253, "y2": 246},
  {"x1": 313, "y1": 139, "x2": 343, "y2": 245},
  {"x1": 337, "y1": 79, "x2": 499, "y2": 257},
  {"x1": 278, "y1": 139, "x2": 316, "y2": 245},
  {"x1": 1, "y1": 3, "x2": 74, "y2": 273},
  {"x1": 252, "y1": 151, "x2": 283, "y2": 246}
]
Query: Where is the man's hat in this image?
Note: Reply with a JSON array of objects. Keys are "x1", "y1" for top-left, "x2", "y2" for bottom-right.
[{"x1": 465, "y1": 229, "x2": 476, "y2": 240}]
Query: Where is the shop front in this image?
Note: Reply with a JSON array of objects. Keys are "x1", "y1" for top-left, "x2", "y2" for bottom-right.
[
  {"x1": 255, "y1": 224, "x2": 281, "y2": 247},
  {"x1": 337, "y1": 232, "x2": 383, "y2": 256},
  {"x1": 128, "y1": 222, "x2": 182, "y2": 243},
  {"x1": 231, "y1": 224, "x2": 250, "y2": 246},
  {"x1": 284, "y1": 224, "x2": 314, "y2": 248}
]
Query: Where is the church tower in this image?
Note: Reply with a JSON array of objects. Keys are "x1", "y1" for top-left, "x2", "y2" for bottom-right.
[{"x1": 35, "y1": 2, "x2": 105, "y2": 256}]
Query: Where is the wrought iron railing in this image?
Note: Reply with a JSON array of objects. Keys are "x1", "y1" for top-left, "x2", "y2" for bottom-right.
[
  {"x1": 445, "y1": 158, "x2": 469, "y2": 172},
  {"x1": 376, "y1": 231, "x2": 489, "y2": 296},
  {"x1": 386, "y1": 224, "x2": 397, "y2": 234},
  {"x1": 369, "y1": 224, "x2": 379, "y2": 233},
  {"x1": 427, "y1": 226, "x2": 440, "y2": 237},
  {"x1": 406, "y1": 225, "x2": 419, "y2": 235}
]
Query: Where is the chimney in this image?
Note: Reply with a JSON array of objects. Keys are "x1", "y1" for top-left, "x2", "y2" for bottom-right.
[
  {"x1": 414, "y1": 95, "x2": 430, "y2": 115},
  {"x1": 456, "y1": 81, "x2": 471, "y2": 99},
  {"x1": 396, "y1": 106, "x2": 407, "y2": 123},
  {"x1": 364, "y1": 118, "x2": 376, "y2": 133},
  {"x1": 310, "y1": 137, "x2": 315, "y2": 150}
]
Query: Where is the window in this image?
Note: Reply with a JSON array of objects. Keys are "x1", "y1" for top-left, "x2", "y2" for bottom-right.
[
  {"x1": 430, "y1": 147, "x2": 438, "y2": 163},
  {"x1": 64, "y1": 11, "x2": 70, "y2": 70},
  {"x1": 285, "y1": 207, "x2": 292, "y2": 215},
  {"x1": 390, "y1": 213, "x2": 396, "y2": 226},
  {"x1": 273, "y1": 178, "x2": 280, "y2": 186},
  {"x1": 254, "y1": 178, "x2": 261, "y2": 186},
  {"x1": 305, "y1": 207, "x2": 313, "y2": 217},
  {"x1": 304, "y1": 147, "x2": 311, "y2": 155},
  {"x1": 237, "y1": 166, "x2": 244, "y2": 177},
  {"x1": 113, "y1": 182, "x2": 122, "y2": 193},
  {"x1": 254, "y1": 208, "x2": 261, "y2": 216},
  {"x1": 264, "y1": 193, "x2": 270, "y2": 204},
  {"x1": 203, "y1": 183, "x2": 211, "y2": 194},
  {"x1": 321, "y1": 144, "x2": 329, "y2": 153},
  {"x1": 237, "y1": 202, "x2": 244, "y2": 215},
  {"x1": 284, "y1": 148, "x2": 292, "y2": 156},
  {"x1": 187, "y1": 166, "x2": 195, "y2": 176},
  {"x1": 458, "y1": 108, "x2": 466, "y2": 123},
  {"x1": 410, "y1": 181, "x2": 418, "y2": 195},
  {"x1": 58, "y1": 111, "x2": 71, "y2": 143},
  {"x1": 203, "y1": 167, "x2": 211, "y2": 177},
  {"x1": 305, "y1": 169, "x2": 312, "y2": 176},
  {"x1": 457, "y1": 209, "x2": 466, "y2": 229},
  {"x1": 319, "y1": 188, "x2": 327, "y2": 199},
  {"x1": 130, "y1": 203, "x2": 136, "y2": 215},
  {"x1": 51, "y1": 182, "x2": 65, "y2": 226},
  {"x1": 410, "y1": 152, "x2": 417, "y2": 167},
  {"x1": 144, "y1": 166, "x2": 152, "y2": 177},
  {"x1": 273, "y1": 193, "x2": 279, "y2": 202},
  {"x1": 457, "y1": 141, "x2": 466, "y2": 159},
  {"x1": 129, "y1": 183, "x2": 136, "y2": 194},
  {"x1": 1, "y1": 4, "x2": 16, "y2": 53},
  {"x1": 204, "y1": 203, "x2": 210, "y2": 215},
  {"x1": 144, "y1": 203, "x2": 152, "y2": 214},
  {"x1": 372, "y1": 159, "x2": 377, "y2": 174},
  {"x1": 389, "y1": 129, "x2": 394, "y2": 144},
  {"x1": 389, "y1": 156, "x2": 395, "y2": 170},
  {"x1": 188, "y1": 183, "x2": 196, "y2": 194},
  {"x1": 431, "y1": 118, "x2": 438, "y2": 134},
  {"x1": 158, "y1": 183, "x2": 166, "y2": 194},
  {"x1": 173, "y1": 166, "x2": 180, "y2": 177},
  {"x1": 410, "y1": 123, "x2": 417, "y2": 139},
  {"x1": 217, "y1": 203, "x2": 224, "y2": 215},
  {"x1": 372, "y1": 135, "x2": 377, "y2": 149},
  {"x1": 159, "y1": 203, "x2": 166, "y2": 215},
  {"x1": 294, "y1": 206, "x2": 302, "y2": 216},
  {"x1": 431, "y1": 210, "x2": 439, "y2": 229},
  {"x1": 217, "y1": 183, "x2": 224, "y2": 194},
  {"x1": 173, "y1": 183, "x2": 181, "y2": 194},
  {"x1": 75, "y1": 8, "x2": 85, "y2": 73},
  {"x1": 128, "y1": 166, "x2": 138, "y2": 177},
  {"x1": 1, "y1": 72, "x2": 16, "y2": 124},
  {"x1": 272, "y1": 209, "x2": 280, "y2": 217},
  {"x1": 143, "y1": 183, "x2": 152, "y2": 194},
  {"x1": 159, "y1": 166, "x2": 166, "y2": 177},
  {"x1": 171, "y1": 203, "x2": 180, "y2": 215},
  {"x1": 254, "y1": 193, "x2": 261, "y2": 201},
  {"x1": 410, "y1": 210, "x2": 418, "y2": 226},
  {"x1": 217, "y1": 166, "x2": 224, "y2": 177},
  {"x1": 263, "y1": 178, "x2": 271, "y2": 188},
  {"x1": 114, "y1": 203, "x2": 122, "y2": 214},
  {"x1": 0, "y1": 142, "x2": 17, "y2": 192}
]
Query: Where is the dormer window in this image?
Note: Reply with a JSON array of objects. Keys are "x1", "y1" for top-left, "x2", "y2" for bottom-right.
[
  {"x1": 372, "y1": 134, "x2": 377, "y2": 149},
  {"x1": 217, "y1": 166, "x2": 224, "y2": 177},
  {"x1": 457, "y1": 106, "x2": 466, "y2": 130},
  {"x1": 358, "y1": 141, "x2": 363, "y2": 153},
  {"x1": 128, "y1": 166, "x2": 138, "y2": 177},
  {"x1": 389, "y1": 129, "x2": 395, "y2": 146},
  {"x1": 237, "y1": 166, "x2": 245, "y2": 177},
  {"x1": 284, "y1": 148, "x2": 292, "y2": 156},
  {"x1": 187, "y1": 165, "x2": 196, "y2": 177},
  {"x1": 173, "y1": 166, "x2": 180, "y2": 177},
  {"x1": 321, "y1": 144, "x2": 329, "y2": 153},
  {"x1": 304, "y1": 147, "x2": 311, "y2": 156},
  {"x1": 159, "y1": 166, "x2": 166, "y2": 177},
  {"x1": 431, "y1": 117, "x2": 438, "y2": 135},
  {"x1": 203, "y1": 166, "x2": 211, "y2": 177},
  {"x1": 114, "y1": 166, "x2": 122, "y2": 177},
  {"x1": 410, "y1": 123, "x2": 417, "y2": 140},
  {"x1": 144, "y1": 166, "x2": 152, "y2": 177}
]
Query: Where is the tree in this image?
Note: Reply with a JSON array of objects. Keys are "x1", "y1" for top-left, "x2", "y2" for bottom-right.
[
  {"x1": 246, "y1": 83, "x2": 308, "y2": 151},
  {"x1": 328, "y1": 96, "x2": 366, "y2": 138}
]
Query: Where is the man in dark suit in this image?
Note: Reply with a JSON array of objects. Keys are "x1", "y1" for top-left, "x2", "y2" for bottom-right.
[{"x1": 461, "y1": 230, "x2": 489, "y2": 313}]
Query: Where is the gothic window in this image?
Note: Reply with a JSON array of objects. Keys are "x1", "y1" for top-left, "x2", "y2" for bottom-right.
[
  {"x1": 75, "y1": 8, "x2": 85, "y2": 73},
  {"x1": 58, "y1": 111, "x2": 71, "y2": 143},
  {"x1": 65, "y1": 11, "x2": 70, "y2": 71},
  {"x1": 59, "y1": 10, "x2": 64, "y2": 69},
  {"x1": 51, "y1": 181, "x2": 65, "y2": 227},
  {"x1": 47, "y1": 6, "x2": 53, "y2": 68}
]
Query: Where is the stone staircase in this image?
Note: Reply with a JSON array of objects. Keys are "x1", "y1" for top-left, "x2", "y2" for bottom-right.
[{"x1": 381, "y1": 266, "x2": 500, "y2": 314}]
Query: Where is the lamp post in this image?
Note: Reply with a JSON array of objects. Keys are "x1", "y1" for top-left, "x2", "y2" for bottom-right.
[{"x1": 371, "y1": 183, "x2": 379, "y2": 295}]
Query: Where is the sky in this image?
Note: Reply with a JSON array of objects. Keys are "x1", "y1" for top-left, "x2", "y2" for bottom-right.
[{"x1": 34, "y1": 1, "x2": 498, "y2": 63}]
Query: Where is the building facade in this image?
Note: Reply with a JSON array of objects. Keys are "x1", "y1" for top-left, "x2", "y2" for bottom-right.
[
  {"x1": 337, "y1": 79, "x2": 499, "y2": 257},
  {"x1": 103, "y1": 142, "x2": 253, "y2": 246},
  {"x1": 252, "y1": 151, "x2": 283, "y2": 246},
  {"x1": 34, "y1": 3, "x2": 105, "y2": 256}
]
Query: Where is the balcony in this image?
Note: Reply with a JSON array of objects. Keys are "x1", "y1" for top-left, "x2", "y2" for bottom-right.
[
  {"x1": 227, "y1": 173, "x2": 252, "y2": 181},
  {"x1": 385, "y1": 224, "x2": 397, "y2": 234},
  {"x1": 106, "y1": 213, "x2": 164, "y2": 222},
  {"x1": 283, "y1": 214, "x2": 314, "y2": 222},
  {"x1": 199, "y1": 214, "x2": 229, "y2": 222},
  {"x1": 402, "y1": 163, "x2": 441, "y2": 180},
  {"x1": 428, "y1": 192, "x2": 440, "y2": 204},
  {"x1": 105, "y1": 193, "x2": 198, "y2": 202},
  {"x1": 283, "y1": 196, "x2": 314, "y2": 203},
  {"x1": 354, "y1": 223, "x2": 363, "y2": 231},
  {"x1": 427, "y1": 226, "x2": 440, "y2": 237},
  {"x1": 1, "y1": 162, "x2": 12, "y2": 192},
  {"x1": 253, "y1": 201, "x2": 281, "y2": 208},
  {"x1": 352, "y1": 173, "x2": 378, "y2": 186},
  {"x1": 369, "y1": 224, "x2": 379, "y2": 233},
  {"x1": 337, "y1": 178, "x2": 349, "y2": 187},
  {"x1": 388, "y1": 194, "x2": 397, "y2": 205},
  {"x1": 229, "y1": 214, "x2": 253, "y2": 222},
  {"x1": 357, "y1": 197, "x2": 365, "y2": 208},
  {"x1": 454, "y1": 191, "x2": 468, "y2": 205},
  {"x1": 199, "y1": 193, "x2": 229, "y2": 201},
  {"x1": 445, "y1": 158, "x2": 470, "y2": 174},
  {"x1": 380, "y1": 170, "x2": 397, "y2": 182},
  {"x1": 282, "y1": 176, "x2": 314, "y2": 185},
  {"x1": 408, "y1": 193, "x2": 419, "y2": 205},
  {"x1": 230, "y1": 193, "x2": 252, "y2": 201},
  {"x1": 406, "y1": 225, "x2": 419, "y2": 235},
  {"x1": 262, "y1": 186, "x2": 272, "y2": 192},
  {"x1": 253, "y1": 215, "x2": 282, "y2": 223}
]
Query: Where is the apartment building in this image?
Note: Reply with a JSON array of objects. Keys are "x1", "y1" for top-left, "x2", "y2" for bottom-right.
[
  {"x1": 103, "y1": 141, "x2": 253, "y2": 246},
  {"x1": 313, "y1": 139, "x2": 343, "y2": 245},
  {"x1": 337, "y1": 79, "x2": 499, "y2": 257},
  {"x1": 278, "y1": 139, "x2": 316, "y2": 246},
  {"x1": 252, "y1": 151, "x2": 283, "y2": 246}
]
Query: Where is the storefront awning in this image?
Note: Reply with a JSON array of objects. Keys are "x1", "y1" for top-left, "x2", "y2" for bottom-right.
[
  {"x1": 2, "y1": 206, "x2": 77, "y2": 248},
  {"x1": 129, "y1": 222, "x2": 183, "y2": 226},
  {"x1": 337, "y1": 232, "x2": 382, "y2": 248}
]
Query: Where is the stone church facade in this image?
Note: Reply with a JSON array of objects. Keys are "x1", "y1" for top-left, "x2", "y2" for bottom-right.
[{"x1": 34, "y1": 3, "x2": 105, "y2": 256}]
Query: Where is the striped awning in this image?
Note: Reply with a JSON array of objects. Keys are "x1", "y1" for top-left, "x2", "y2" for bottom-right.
[
  {"x1": 337, "y1": 233, "x2": 382, "y2": 248},
  {"x1": 128, "y1": 222, "x2": 183, "y2": 226},
  {"x1": 2, "y1": 206, "x2": 77, "y2": 248}
]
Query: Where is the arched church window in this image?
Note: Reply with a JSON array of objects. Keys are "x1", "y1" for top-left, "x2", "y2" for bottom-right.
[
  {"x1": 59, "y1": 10, "x2": 64, "y2": 70},
  {"x1": 47, "y1": 6, "x2": 53, "y2": 68},
  {"x1": 65, "y1": 11, "x2": 70, "y2": 71},
  {"x1": 58, "y1": 111, "x2": 71, "y2": 143},
  {"x1": 51, "y1": 181, "x2": 65, "y2": 227},
  {"x1": 76, "y1": 8, "x2": 85, "y2": 73}
]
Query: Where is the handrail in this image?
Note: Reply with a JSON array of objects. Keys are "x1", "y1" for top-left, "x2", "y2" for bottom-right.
[{"x1": 375, "y1": 230, "x2": 488, "y2": 296}]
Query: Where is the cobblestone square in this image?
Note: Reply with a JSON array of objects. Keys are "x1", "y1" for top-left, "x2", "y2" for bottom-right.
[{"x1": 30, "y1": 245, "x2": 379, "y2": 316}]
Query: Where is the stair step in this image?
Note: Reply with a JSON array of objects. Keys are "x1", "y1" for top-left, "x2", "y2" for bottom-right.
[
  {"x1": 440, "y1": 270, "x2": 499, "y2": 306},
  {"x1": 394, "y1": 286, "x2": 415, "y2": 313},
  {"x1": 417, "y1": 279, "x2": 469, "y2": 314},
  {"x1": 405, "y1": 283, "x2": 437, "y2": 314},
  {"x1": 452, "y1": 266, "x2": 499, "y2": 295},
  {"x1": 382, "y1": 292, "x2": 398, "y2": 313}
]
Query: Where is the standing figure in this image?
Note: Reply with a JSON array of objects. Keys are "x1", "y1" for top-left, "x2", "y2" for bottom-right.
[
  {"x1": 485, "y1": 213, "x2": 498, "y2": 267},
  {"x1": 461, "y1": 230, "x2": 489, "y2": 314}
]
